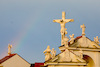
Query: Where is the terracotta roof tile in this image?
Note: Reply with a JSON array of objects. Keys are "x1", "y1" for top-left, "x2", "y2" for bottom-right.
[
  {"x1": 35, "y1": 63, "x2": 44, "y2": 67},
  {"x1": 75, "y1": 36, "x2": 82, "y2": 40},
  {"x1": 0, "y1": 54, "x2": 16, "y2": 64}
]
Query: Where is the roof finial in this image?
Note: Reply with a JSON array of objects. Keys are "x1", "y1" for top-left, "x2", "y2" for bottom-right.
[
  {"x1": 80, "y1": 24, "x2": 86, "y2": 36},
  {"x1": 8, "y1": 44, "x2": 12, "y2": 56},
  {"x1": 51, "y1": 48, "x2": 56, "y2": 59},
  {"x1": 69, "y1": 34, "x2": 75, "y2": 44},
  {"x1": 53, "y1": 11, "x2": 74, "y2": 45},
  {"x1": 43, "y1": 46, "x2": 52, "y2": 61},
  {"x1": 94, "y1": 36, "x2": 100, "y2": 44},
  {"x1": 63, "y1": 36, "x2": 69, "y2": 47}
]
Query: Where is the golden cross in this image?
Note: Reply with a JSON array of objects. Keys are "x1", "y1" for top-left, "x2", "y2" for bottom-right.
[{"x1": 53, "y1": 11, "x2": 74, "y2": 45}]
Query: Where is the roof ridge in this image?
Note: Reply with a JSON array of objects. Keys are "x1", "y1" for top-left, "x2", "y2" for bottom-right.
[{"x1": 0, "y1": 53, "x2": 16, "y2": 64}]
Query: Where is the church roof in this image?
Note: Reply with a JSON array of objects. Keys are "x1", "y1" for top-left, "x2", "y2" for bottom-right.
[
  {"x1": 35, "y1": 63, "x2": 44, "y2": 67},
  {"x1": 0, "y1": 54, "x2": 16, "y2": 64},
  {"x1": 0, "y1": 53, "x2": 30, "y2": 65},
  {"x1": 75, "y1": 36, "x2": 82, "y2": 40},
  {"x1": 74, "y1": 36, "x2": 93, "y2": 43}
]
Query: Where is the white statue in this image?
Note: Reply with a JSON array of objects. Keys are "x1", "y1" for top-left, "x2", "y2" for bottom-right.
[
  {"x1": 63, "y1": 36, "x2": 69, "y2": 47},
  {"x1": 60, "y1": 28, "x2": 67, "y2": 35},
  {"x1": 51, "y1": 48, "x2": 56, "y2": 58},
  {"x1": 94, "y1": 36, "x2": 100, "y2": 44},
  {"x1": 69, "y1": 34, "x2": 75, "y2": 44},
  {"x1": 64, "y1": 28, "x2": 68, "y2": 34},
  {"x1": 80, "y1": 24, "x2": 86, "y2": 36},
  {"x1": 60, "y1": 27, "x2": 68, "y2": 45},
  {"x1": 8, "y1": 44, "x2": 12, "y2": 56},
  {"x1": 43, "y1": 46, "x2": 52, "y2": 61},
  {"x1": 53, "y1": 12, "x2": 74, "y2": 45}
]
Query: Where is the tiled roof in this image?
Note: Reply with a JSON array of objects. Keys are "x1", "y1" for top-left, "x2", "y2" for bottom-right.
[
  {"x1": 75, "y1": 36, "x2": 82, "y2": 40},
  {"x1": 0, "y1": 54, "x2": 16, "y2": 64},
  {"x1": 73, "y1": 36, "x2": 82, "y2": 43},
  {"x1": 35, "y1": 63, "x2": 44, "y2": 67}
]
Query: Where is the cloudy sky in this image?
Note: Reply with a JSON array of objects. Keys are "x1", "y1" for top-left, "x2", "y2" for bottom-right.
[{"x1": 0, "y1": 0, "x2": 100, "y2": 63}]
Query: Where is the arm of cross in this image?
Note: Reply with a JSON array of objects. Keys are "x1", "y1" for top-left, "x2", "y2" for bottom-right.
[
  {"x1": 64, "y1": 19, "x2": 74, "y2": 23},
  {"x1": 53, "y1": 19, "x2": 62, "y2": 23}
]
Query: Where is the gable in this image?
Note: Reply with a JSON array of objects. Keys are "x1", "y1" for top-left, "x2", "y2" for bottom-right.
[
  {"x1": 1, "y1": 54, "x2": 30, "y2": 67},
  {"x1": 0, "y1": 54, "x2": 16, "y2": 64},
  {"x1": 69, "y1": 36, "x2": 100, "y2": 48},
  {"x1": 44, "y1": 49, "x2": 87, "y2": 66},
  {"x1": 47, "y1": 49, "x2": 86, "y2": 63}
]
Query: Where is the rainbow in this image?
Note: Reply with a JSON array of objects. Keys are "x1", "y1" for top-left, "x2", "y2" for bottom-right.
[
  {"x1": 0, "y1": 11, "x2": 42, "y2": 58},
  {"x1": 13, "y1": 12, "x2": 41, "y2": 53}
]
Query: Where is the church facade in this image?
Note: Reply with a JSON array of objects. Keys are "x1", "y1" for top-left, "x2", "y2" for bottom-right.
[
  {"x1": 43, "y1": 12, "x2": 100, "y2": 67},
  {"x1": 0, "y1": 11, "x2": 100, "y2": 67}
]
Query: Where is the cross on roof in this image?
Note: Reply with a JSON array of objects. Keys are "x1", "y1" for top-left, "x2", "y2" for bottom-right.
[
  {"x1": 53, "y1": 11, "x2": 74, "y2": 45},
  {"x1": 8, "y1": 44, "x2": 12, "y2": 56},
  {"x1": 53, "y1": 12, "x2": 74, "y2": 28},
  {"x1": 80, "y1": 24, "x2": 86, "y2": 36}
]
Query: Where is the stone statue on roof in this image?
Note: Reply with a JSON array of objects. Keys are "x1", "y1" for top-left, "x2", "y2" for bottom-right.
[
  {"x1": 80, "y1": 24, "x2": 86, "y2": 36},
  {"x1": 63, "y1": 36, "x2": 69, "y2": 47},
  {"x1": 94, "y1": 36, "x2": 100, "y2": 44},
  {"x1": 8, "y1": 44, "x2": 12, "y2": 56},
  {"x1": 53, "y1": 12, "x2": 74, "y2": 45},
  {"x1": 43, "y1": 46, "x2": 52, "y2": 61},
  {"x1": 69, "y1": 34, "x2": 75, "y2": 44},
  {"x1": 51, "y1": 48, "x2": 56, "y2": 58}
]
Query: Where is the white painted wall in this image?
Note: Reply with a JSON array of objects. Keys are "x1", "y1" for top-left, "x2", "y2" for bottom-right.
[{"x1": 1, "y1": 54, "x2": 30, "y2": 67}]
